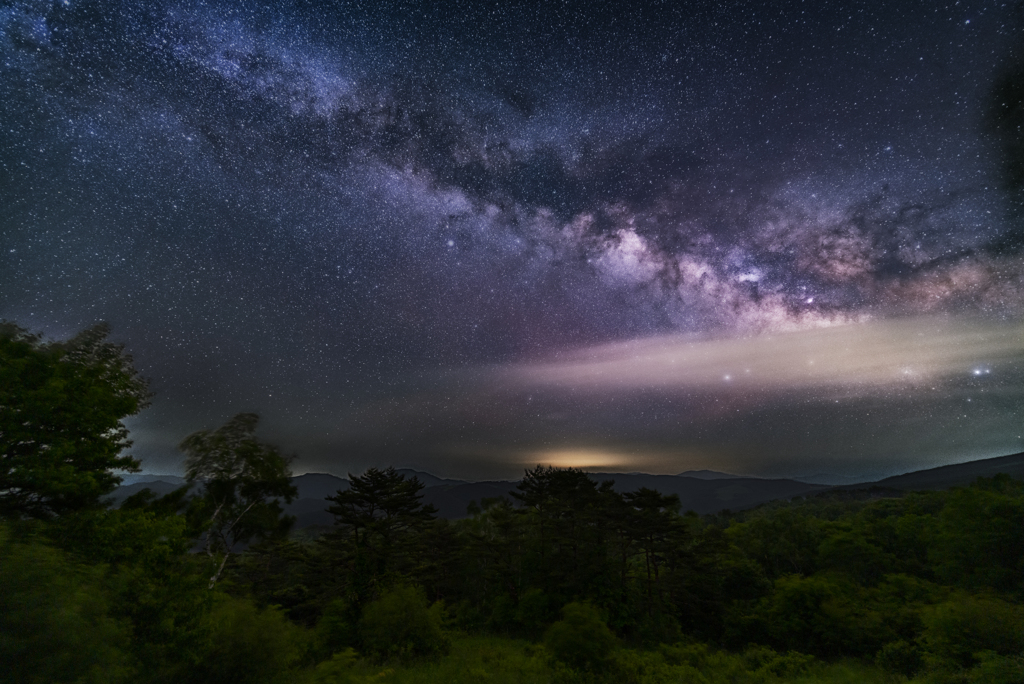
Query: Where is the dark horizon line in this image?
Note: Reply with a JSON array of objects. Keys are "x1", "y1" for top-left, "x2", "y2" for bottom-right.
[{"x1": 122, "y1": 449, "x2": 1024, "y2": 488}]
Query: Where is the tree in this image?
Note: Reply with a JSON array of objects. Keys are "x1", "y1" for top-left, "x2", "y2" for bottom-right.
[
  {"x1": 0, "y1": 322, "x2": 150, "y2": 519},
  {"x1": 623, "y1": 487, "x2": 685, "y2": 619},
  {"x1": 325, "y1": 467, "x2": 436, "y2": 605},
  {"x1": 510, "y1": 466, "x2": 617, "y2": 601},
  {"x1": 179, "y1": 413, "x2": 296, "y2": 588}
]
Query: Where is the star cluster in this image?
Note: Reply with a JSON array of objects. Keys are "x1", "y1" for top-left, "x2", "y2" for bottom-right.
[{"x1": 1, "y1": 0, "x2": 1022, "y2": 479}]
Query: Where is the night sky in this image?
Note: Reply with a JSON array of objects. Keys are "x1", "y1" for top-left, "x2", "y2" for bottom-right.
[{"x1": 2, "y1": 0, "x2": 1023, "y2": 482}]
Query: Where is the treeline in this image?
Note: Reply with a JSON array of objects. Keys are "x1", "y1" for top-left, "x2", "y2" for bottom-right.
[
  {"x1": 236, "y1": 466, "x2": 1024, "y2": 678},
  {"x1": 3, "y1": 322, "x2": 1024, "y2": 683}
]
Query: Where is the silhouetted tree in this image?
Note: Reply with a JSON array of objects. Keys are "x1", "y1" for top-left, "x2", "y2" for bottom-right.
[
  {"x1": 511, "y1": 466, "x2": 617, "y2": 601},
  {"x1": 623, "y1": 487, "x2": 685, "y2": 618},
  {"x1": 0, "y1": 322, "x2": 150, "y2": 519},
  {"x1": 325, "y1": 467, "x2": 436, "y2": 605},
  {"x1": 180, "y1": 413, "x2": 296, "y2": 588}
]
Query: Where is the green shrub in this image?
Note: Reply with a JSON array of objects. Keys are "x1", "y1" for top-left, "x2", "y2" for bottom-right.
[
  {"x1": 876, "y1": 639, "x2": 923, "y2": 679},
  {"x1": 359, "y1": 585, "x2": 450, "y2": 661},
  {"x1": 923, "y1": 595, "x2": 1024, "y2": 668},
  {"x1": 920, "y1": 652, "x2": 1024, "y2": 684},
  {"x1": 543, "y1": 602, "x2": 617, "y2": 672},
  {"x1": 314, "y1": 599, "x2": 357, "y2": 661},
  {"x1": 968, "y1": 652, "x2": 1024, "y2": 684},
  {"x1": 748, "y1": 573, "x2": 887, "y2": 657},
  {"x1": 190, "y1": 595, "x2": 306, "y2": 684},
  {"x1": 0, "y1": 529, "x2": 134, "y2": 684},
  {"x1": 309, "y1": 649, "x2": 362, "y2": 684},
  {"x1": 516, "y1": 588, "x2": 553, "y2": 635},
  {"x1": 658, "y1": 641, "x2": 713, "y2": 669},
  {"x1": 742, "y1": 645, "x2": 814, "y2": 678}
]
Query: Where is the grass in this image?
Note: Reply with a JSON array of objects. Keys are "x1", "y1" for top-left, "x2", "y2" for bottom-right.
[
  {"x1": 351, "y1": 635, "x2": 551, "y2": 684},
  {"x1": 331, "y1": 634, "x2": 899, "y2": 684},
  {"x1": 789, "y1": 661, "x2": 892, "y2": 684}
]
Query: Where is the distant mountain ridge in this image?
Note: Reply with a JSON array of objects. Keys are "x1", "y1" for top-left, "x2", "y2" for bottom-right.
[
  {"x1": 113, "y1": 451, "x2": 1024, "y2": 528},
  {"x1": 850, "y1": 452, "x2": 1024, "y2": 491},
  {"x1": 676, "y1": 469, "x2": 744, "y2": 480}
]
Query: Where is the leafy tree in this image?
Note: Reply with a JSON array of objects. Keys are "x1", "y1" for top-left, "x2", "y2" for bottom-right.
[
  {"x1": 744, "y1": 573, "x2": 887, "y2": 658},
  {"x1": 0, "y1": 322, "x2": 150, "y2": 518},
  {"x1": 229, "y1": 538, "x2": 324, "y2": 625},
  {"x1": 727, "y1": 506, "x2": 826, "y2": 579},
  {"x1": 817, "y1": 528, "x2": 891, "y2": 585},
  {"x1": 308, "y1": 649, "x2": 361, "y2": 684},
  {"x1": 180, "y1": 413, "x2": 297, "y2": 588},
  {"x1": 460, "y1": 496, "x2": 525, "y2": 614},
  {"x1": 875, "y1": 639, "x2": 923, "y2": 679},
  {"x1": 416, "y1": 517, "x2": 466, "y2": 604}
]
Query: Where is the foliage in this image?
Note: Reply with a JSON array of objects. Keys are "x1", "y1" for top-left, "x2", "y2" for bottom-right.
[
  {"x1": 930, "y1": 475, "x2": 1024, "y2": 594},
  {"x1": 308, "y1": 649, "x2": 362, "y2": 684},
  {"x1": 0, "y1": 524, "x2": 135, "y2": 684},
  {"x1": 344, "y1": 635, "x2": 552, "y2": 684},
  {"x1": 190, "y1": 594, "x2": 306, "y2": 684},
  {"x1": 325, "y1": 467, "x2": 437, "y2": 607},
  {"x1": 51, "y1": 504, "x2": 213, "y2": 680},
  {"x1": 921, "y1": 594, "x2": 1024, "y2": 669},
  {"x1": 0, "y1": 322, "x2": 149, "y2": 518},
  {"x1": 180, "y1": 412, "x2": 297, "y2": 587},
  {"x1": 511, "y1": 466, "x2": 619, "y2": 606},
  {"x1": 875, "y1": 639, "x2": 923, "y2": 679},
  {"x1": 964, "y1": 652, "x2": 1024, "y2": 684},
  {"x1": 230, "y1": 537, "x2": 326, "y2": 625},
  {"x1": 543, "y1": 602, "x2": 618, "y2": 672},
  {"x1": 313, "y1": 599, "x2": 358, "y2": 661},
  {"x1": 358, "y1": 585, "x2": 450, "y2": 661}
]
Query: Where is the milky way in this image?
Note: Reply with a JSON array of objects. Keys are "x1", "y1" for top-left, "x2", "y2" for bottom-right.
[{"x1": 2, "y1": 0, "x2": 1022, "y2": 480}]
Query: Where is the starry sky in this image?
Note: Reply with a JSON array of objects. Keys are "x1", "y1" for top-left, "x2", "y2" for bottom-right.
[{"x1": 2, "y1": 0, "x2": 1023, "y2": 482}]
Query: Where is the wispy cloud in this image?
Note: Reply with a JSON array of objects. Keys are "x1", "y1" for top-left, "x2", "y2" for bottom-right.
[{"x1": 501, "y1": 316, "x2": 1024, "y2": 391}]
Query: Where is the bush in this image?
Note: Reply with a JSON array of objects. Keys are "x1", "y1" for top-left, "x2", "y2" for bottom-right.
[
  {"x1": 314, "y1": 599, "x2": 356, "y2": 661},
  {"x1": 923, "y1": 595, "x2": 1024, "y2": 668},
  {"x1": 359, "y1": 585, "x2": 449, "y2": 661},
  {"x1": 0, "y1": 529, "x2": 134, "y2": 684},
  {"x1": 742, "y1": 645, "x2": 814, "y2": 678},
  {"x1": 968, "y1": 652, "x2": 1024, "y2": 684},
  {"x1": 308, "y1": 649, "x2": 362, "y2": 684},
  {"x1": 543, "y1": 602, "x2": 617, "y2": 672},
  {"x1": 876, "y1": 639, "x2": 923, "y2": 679},
  {"x1": 516, "y1": 588, "x2": 553, "y2": 635},
  {"x1": 190, "y1": 595, "x2": 305, "y2": 684}
]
